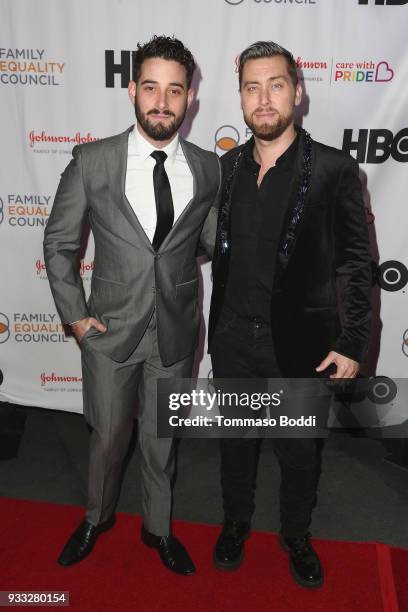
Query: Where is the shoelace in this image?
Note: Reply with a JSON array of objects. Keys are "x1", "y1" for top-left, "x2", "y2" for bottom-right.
[{"x1": 290, "y1": 536, "x2": 312, "y2": 556}]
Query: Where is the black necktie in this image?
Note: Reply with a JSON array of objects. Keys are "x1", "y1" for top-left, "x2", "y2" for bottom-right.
[{"x1": 150, "y1": 150, "x2": 174, "y2": 251}]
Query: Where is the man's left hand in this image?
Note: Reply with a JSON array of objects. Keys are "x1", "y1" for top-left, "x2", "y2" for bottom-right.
[{"x1": 315, "y1": 351, "x2": 359, "y2": 379}]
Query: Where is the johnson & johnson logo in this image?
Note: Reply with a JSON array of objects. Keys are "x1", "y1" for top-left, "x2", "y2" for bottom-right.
[
  {"x1": 29, "y1": 130, "x2": 100, "y2": 148},
  {"x1": 40, "y1": 372, "x2": 83, "y2": 387}
]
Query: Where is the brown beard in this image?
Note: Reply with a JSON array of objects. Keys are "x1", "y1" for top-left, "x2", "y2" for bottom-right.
[
  {"x1": 134, "y1": 98, "x2": 187, "y2": 141},
  {"x1": 244, "y1": 108, "x2": 293, "y2": 141}
]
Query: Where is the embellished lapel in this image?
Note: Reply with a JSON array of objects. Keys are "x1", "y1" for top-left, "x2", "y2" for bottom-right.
[
  {"x1": 274, "y1": 129, "x2": 313, "y2": 284},
  {"x1": 215, "y1": 127, "x2": 314, "y2": 285},
  {"x1": 219, "y1": 147, "x2": 243, "y2": 256}
]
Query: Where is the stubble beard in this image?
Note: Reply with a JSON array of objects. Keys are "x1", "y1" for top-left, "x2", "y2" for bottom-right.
[
  {"x1": 244, "y1": 108, "x2": 294, "y2": 142},
  {"x1": 134, "y1": 98, "x2": 187, "y2": 141}
]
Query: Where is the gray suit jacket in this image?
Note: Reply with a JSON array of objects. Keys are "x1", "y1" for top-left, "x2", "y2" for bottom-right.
[{"x1": 43, "y1": 126, "x2": 221, "y2": 365}]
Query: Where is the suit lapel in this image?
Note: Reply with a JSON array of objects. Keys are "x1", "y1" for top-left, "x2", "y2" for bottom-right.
[
  {"x1": 104, "y1": 125, "x2": 154, "y2": 251},
  {"x1": 104, "y1": 129, "x2": 204, "y2": 252},
  {"x1": 275, "y1": 130, "x2": 314, "y2": 284},
  {"x1": 156, "y1": 137, "x2": 203, "y2": 251}
]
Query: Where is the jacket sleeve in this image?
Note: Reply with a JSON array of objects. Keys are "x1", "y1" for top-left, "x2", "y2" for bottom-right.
[
  {"x1": 198, "y1": 154, "x2": 222, "y2": 260},
  {"x1": 332, "y1": 157, "x2": 372, "y2": 362},
  {"x1": 43, "y1": 146, "x2": 90, "y2": 324}
]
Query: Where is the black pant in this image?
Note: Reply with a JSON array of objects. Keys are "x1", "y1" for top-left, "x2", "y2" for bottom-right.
[{"x1": 211, "y1": 306, "x2": 321, "y2": 538}]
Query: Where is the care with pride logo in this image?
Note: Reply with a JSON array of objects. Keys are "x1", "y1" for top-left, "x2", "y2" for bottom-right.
[{"x1": 334, "y1": 59, "x2": 394, "y2": 83}]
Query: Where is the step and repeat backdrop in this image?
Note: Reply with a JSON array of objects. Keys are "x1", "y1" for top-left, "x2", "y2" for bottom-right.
[{"x1": 0, "y1": 0, "x2": 407, "y2": 416}]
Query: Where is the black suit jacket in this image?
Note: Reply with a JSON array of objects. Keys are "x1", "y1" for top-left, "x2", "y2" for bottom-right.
[{"x1": 209, "y1": 129, "x2": 372, "y2": 377}]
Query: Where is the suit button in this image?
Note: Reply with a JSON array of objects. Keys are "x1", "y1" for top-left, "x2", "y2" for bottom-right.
[{"x1": 155, "y1": 253, "x2": 161, "y2": 260}]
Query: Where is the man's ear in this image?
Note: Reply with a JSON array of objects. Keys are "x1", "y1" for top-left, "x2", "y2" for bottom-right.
[
  {"x1": 186, "y1": 88, "x2": 194, "y2": 109},
  {"x1": 128, "y1": 80, "x2": 136, "y2": 105},
  {"x1": 294, "y1": 82, "x2": 302, "y2": 107}
]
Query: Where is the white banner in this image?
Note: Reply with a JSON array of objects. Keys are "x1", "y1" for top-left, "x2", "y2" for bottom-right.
[{"x1": 1, "y1": 0, "x2": 407, "y2": 413}]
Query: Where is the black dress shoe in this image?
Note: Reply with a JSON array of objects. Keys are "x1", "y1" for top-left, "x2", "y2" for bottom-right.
[
  {"x1": 279, "y1": 533, "x2": 323, "y2": 588},
  {"x1": 141, "y1": 525, "x2": 195, "y2": 575},
  {"x1": 213, "y1": 519, "x2": 251, "y2": 570},
  {"x1": 58, "y1": 515, "x2": 115, "y2": 566}
]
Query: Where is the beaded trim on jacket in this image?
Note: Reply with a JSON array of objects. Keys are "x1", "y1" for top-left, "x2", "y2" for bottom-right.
[{"x1": 218, "y1": 128, "x2": 313, "y2": 264}]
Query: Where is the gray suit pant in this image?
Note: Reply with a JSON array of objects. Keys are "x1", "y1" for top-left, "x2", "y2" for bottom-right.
[{"x1": 80, "y1": 313, "x2": 193, "y2": 535}]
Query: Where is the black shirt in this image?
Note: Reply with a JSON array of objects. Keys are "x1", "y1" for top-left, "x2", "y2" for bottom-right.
[{"x1": 223, "y1": 134, "x2": 299, "y2": 322}]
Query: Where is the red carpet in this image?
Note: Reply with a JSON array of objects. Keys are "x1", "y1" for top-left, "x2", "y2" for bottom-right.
[
  {"x1": 0, "y1": 497, "x2": 404, "y2": 612},
  {"x1": 391, "y1": 547, "x2": 408, "y2": 612}
]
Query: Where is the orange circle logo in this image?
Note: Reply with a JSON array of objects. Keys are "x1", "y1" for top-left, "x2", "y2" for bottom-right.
[
  {"x1": 0, "y1": 313, "x2": 10, "y2": 343},
  {"x1": 214, "y1": 125, "x2": 240, "y2": 154}
]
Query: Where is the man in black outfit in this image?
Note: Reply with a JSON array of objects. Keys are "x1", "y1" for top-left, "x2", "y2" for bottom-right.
[{"x1": 208, "y1": 41, "x2": 372, "y2": 588}]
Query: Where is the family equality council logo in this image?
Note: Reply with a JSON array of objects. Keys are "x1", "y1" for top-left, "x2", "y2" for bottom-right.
[
  {"x1": 0, "y1": 312, "x2": 69, "y2": 343},
  {"x1": 0, "y1": 48, "x2": 65, "y2": 86},
  {"x1": 0, "y1": 194, "x2": 51, "y2": 228},
  {"x1": 224, "y1": 0, "x2": 318, "y2": 5}
]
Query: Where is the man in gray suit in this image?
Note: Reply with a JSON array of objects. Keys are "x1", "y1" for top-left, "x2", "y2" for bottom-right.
[{"x1": 44, "y1": 35, "x2": 221, "y2": 575}]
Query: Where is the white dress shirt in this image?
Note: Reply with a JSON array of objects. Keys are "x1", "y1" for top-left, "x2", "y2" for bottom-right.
[{"x1": 125, "y1": 126, "x2": 194, "y2": 242}]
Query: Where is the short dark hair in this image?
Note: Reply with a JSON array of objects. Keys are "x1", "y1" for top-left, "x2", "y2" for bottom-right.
[
  {"x1": 238, "y1": 41, "x2": 298, "y2": 89},
  {"x1": 133, "y1": 35, "x2": 195, "y2": 89}
]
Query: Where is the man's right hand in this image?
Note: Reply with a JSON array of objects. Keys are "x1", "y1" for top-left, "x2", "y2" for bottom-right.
[{"x1": 71, "y1": 318, "x2": 107, "y2": 343}]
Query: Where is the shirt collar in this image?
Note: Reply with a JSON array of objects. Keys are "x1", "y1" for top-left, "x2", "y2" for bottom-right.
[
  {"x1": 131, "y1": 125, "x2": 180, "y2": 165},
  {"x1": 245, "y1": 133, "x2": 299, "y2": 171}
]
